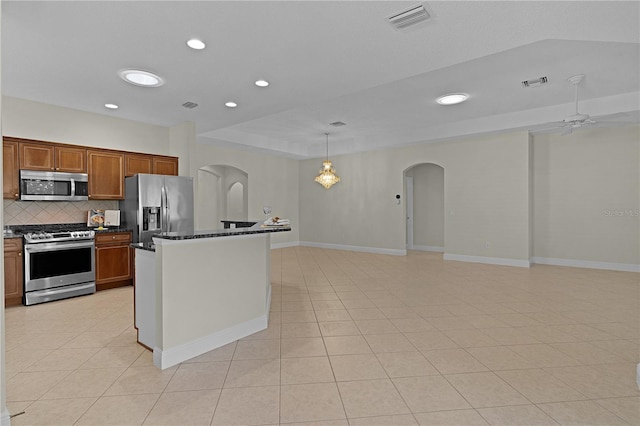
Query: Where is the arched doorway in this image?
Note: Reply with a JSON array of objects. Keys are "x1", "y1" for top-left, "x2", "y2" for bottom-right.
[
  {"x1": 404, "y1": 163, "x2": 445, "y2": 252},
  {"x1": 196, "y1": 165, "x2": 248, "y2": 230}
]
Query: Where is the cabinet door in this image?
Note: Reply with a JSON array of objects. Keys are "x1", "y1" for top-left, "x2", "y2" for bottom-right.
[
  {"x1": 96, "y1": 244, "x2": 132, "y2": 284},
  {"x1": 3, "y1": 141, "x2": 20, "y2": 199},
  {"x1": 87, "y1": 150, "x2": 125, "y2": 199},
  {"x1": 4, "y1": 239, "x2": 23, "y2": 307},
  {"x1": 153, "y1": 156, "x2": 178, "y2": 176},
  {"x1": 55, "y1": 146, "x2": 87, "y2": 172},
  {"x1": 19, "y1": 143, "x2": 55, "y2": 171},
  {"x1": 125, "y1": 154, "x2": 153, "y2": 177}
]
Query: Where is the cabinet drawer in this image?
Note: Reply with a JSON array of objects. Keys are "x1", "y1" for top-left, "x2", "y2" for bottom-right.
[
  {"x1": 95, "y1": 232, "x2": 132, "y2": 245},
  {"x1": 4, "y1": 238, "x2": 23, "y2": 252}
]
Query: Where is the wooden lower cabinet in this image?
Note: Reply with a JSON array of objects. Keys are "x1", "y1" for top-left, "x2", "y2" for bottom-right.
[
  {"x1": 4, "y1": 238, "x2": 23, "y2": 307},
  {"x1": 95, "y1": 232, "x2": 132, "y2": 291}
]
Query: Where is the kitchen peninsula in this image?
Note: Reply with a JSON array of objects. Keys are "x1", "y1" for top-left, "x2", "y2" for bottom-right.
[{"x1": 133, "y1": 222, "x2": 290, "y2": 369}]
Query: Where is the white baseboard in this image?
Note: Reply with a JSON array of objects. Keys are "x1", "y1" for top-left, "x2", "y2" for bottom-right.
[
  {"x1": 411, "y1": 245, "x2": 444, "y2": 253},
  {"x1": 299, "y1": 241, "x2": 406, "y2": 256},
  {"x1": 1, "y1": 408, "x2": 10, "y2": 426},
  {"x1": 154, "y1": 314, "x2": 268, "y2": 370},
  {"x1": 531, "y1": 257, "x2": 640, "y2": 273},
  {"x1": 271, "y1": 241, "x2": 299, "y2": 249},
  {"x1": 444, "y1": 253, "x2": 531, "y2": 268}
]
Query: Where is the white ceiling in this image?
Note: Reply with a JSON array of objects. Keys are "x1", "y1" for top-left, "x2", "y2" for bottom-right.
[{"x1": 2, "y1": 1, "x2": 639, "y2": 159}]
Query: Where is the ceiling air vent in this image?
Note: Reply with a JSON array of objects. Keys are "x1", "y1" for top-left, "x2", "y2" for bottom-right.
[
  {"x1": 387, "y1": 4, "x2": 431, "y2": 30},
  {"x1": 329, "y1": 121, "x2": 346, "y2": 127},
  {"x1": 522, "y1": 76, "x2": 548, "y2": 88},
  {"x1": 182, "y1": 101, "x2": 198, "y2": 109}
]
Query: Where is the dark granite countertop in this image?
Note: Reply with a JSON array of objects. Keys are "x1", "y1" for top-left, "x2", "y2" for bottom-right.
[
  {"x1": 131, "y1": 242, "x2": 156, "y2": 252},
  {"x1": 3, "y1": 223, "x2": 132, "y2": 239},
  {"x1": 154, "y1": 223, "x2": 291, "y2": 241}
]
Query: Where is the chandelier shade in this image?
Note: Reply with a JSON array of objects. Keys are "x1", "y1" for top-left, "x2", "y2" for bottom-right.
[{"x1": 315, "y1": 133, "x2": 340, "y2": 189}]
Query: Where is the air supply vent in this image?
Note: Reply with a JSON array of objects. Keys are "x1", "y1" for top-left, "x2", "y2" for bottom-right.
[
  {"x1": 387, "y1": 4, "x2": 431, "y2": 30},
  {"x1": 522, "y1": 76, "x2": 548, "y2": 88},
  {"x1": 182, "y1": 101, "x2": 198, "y2": 109},
  {"x1": 329, "y1": 121, "x2": 346, "y2": 127}
]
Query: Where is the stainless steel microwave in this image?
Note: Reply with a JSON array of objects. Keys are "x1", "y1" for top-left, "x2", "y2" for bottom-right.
[{"x1": 20, "y1": 170, "x2": 89, "y2": 201}]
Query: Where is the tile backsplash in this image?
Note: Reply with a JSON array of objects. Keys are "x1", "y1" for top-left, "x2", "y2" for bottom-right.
[{"x1": 3, "y1": 199, "x2": 119, "y2": 225}]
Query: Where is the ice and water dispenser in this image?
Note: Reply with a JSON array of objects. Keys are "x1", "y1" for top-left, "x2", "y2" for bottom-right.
[{"x1": 142, "y1": 207, "x2": 161, "y2": 231}]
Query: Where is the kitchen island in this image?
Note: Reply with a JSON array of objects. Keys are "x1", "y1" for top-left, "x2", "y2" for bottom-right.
[{"x1": 132, "y1": 223, "x2": 290, "y2": 369}]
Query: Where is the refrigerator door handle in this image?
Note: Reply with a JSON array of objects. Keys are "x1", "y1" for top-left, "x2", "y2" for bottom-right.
[
  {"x1": 166, "y1": 189, "x2": 171, "y2": 233},
  {"x1": 161, "y1": 185, "x2": 167, "y2": 233}
]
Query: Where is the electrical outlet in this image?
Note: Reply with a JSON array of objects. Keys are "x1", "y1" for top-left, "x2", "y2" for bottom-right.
[{"x1": 485, "y1": 241, "x2": 491, "y2": 249}]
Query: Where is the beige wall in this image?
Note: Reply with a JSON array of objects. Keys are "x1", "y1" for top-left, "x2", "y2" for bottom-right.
[
  {"x1": 532, "y1": 125, "x2": 640, "y2": 266},
  {"x1": 191, "y1": 140, "x2": 300, "y2": 246},
  {"x1": 411, "y1": 163, "x2": 444, "y2": 249},
  {"x1": 3, "y1": 96, "x2": 171, "y2": 155},
  {"x1": 300, "y1": 131, "x2": 532, "y2": 262}
]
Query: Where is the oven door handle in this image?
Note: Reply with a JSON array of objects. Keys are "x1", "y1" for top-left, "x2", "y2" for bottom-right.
[{"x1": 25, "y1": 240, "x2": 95, "y2": 253}]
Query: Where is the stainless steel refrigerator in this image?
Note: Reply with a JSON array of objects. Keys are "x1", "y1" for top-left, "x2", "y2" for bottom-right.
[{"x1": 120, "y1": 174, "x2": 194, "y2": 243}]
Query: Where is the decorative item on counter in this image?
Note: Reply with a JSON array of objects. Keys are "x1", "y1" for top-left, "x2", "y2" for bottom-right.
[
  {"x1": 87, "y1": 209, "x2": 105, "y2": 229},
  {"x1": 263, "y1": 216, "x2": 290, "y2": 226},
  {"x1": 104, "y1": 210, "x2": 120, "y2": 227}
]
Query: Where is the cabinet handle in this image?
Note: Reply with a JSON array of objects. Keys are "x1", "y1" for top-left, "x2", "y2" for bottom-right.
[
  {"x1": 18, "y1": 252, "x2": 21, "y2": 256},
  {"x1": 14, "y1": 193, "x2": 18, "y2": 198},
  {"x1": 88, "y1": 194, "x2": 92, "y2": 198},
  {"x1": 113, "y1": 236, "x2": 116, "y2": 239}
]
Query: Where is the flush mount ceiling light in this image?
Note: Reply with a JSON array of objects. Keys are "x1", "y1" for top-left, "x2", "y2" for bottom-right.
[
  {"x1": 186, "y1": 39, "x2": 206, "y2": 50},
  {"x1": 225, "y1": 101, "x2": 238, "y2": 108},
  {"x1": 436, "y1": 93, "x2": 469, "y2": 105},
  {"x1": 255, "y1": 80, "x2": 269, "y2": 87},
  {"x1": 104, "y1": 103, "x2": 119, "y2": 109},
  {"x1": 118, "y1": 69, "x2": 164, "y2": 87},
  {"x1": 314, "y1": 133, "x2": 340, "y2": 189}
]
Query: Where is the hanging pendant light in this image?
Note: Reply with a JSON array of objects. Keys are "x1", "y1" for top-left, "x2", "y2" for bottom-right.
[{"x1": 314, "y1": 133, "x2": 340, "y2": 189}]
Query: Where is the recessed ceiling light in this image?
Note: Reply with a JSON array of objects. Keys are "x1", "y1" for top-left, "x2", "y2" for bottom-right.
[
  {"x1": 436, "y1": 93, "x2": 469, "y2": 105},
  {"x1": 104, "y1": 103, "x2": 119, "y2": 109},
  {"x1": 225, "y1": 101, "x2": 238, "y2": 108},
  {"x1": 118, "y1": 69, "x2": 164, "y2": 87},
  {"x1": 255, "y1": 80, "x2": 269, "y2": 87},
  {"x1": 186, "y1": 39, "x2": 206, "y2": 50}
]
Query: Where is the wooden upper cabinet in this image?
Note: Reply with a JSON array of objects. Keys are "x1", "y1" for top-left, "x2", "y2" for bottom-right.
[
  {"x1": 54, "y1": 146, "x2": 86, "y2": 172},
  {"x1": 19, "y1": 142, "x2": 86, "y2": 173},
  {"x1": 125, "y1": 154, "x2": 153, "y2": 177},
  {"x1": 153, "y1": 156, "x2": 178, "y2": 176},
  {"x1": 87, "y1": 149, "x2": 125, "y2": 199},
  {"x1": 3, "y1": 140, "x2": 20, "y2": 199},
  {"x1": 19, "y1": 143, "x2": 54, "y2": 171}
]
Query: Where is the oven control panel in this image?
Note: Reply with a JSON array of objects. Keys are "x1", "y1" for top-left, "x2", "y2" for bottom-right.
[{"x1": 24, "y1": 230, "x2": 95, "y2": 243}]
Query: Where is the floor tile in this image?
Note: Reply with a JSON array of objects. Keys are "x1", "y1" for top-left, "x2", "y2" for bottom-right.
[
  {"x1": 355, "y1": 319, "x2": 398, "y2": 334},
  {"x1": 423, "y1": 348, "x2": 489, "y2": 374},
  {"x1": 442, "y1": 329, "x2": 500, "y2": 348},
  {"x1": 224, "y1": 358, "x2": 280, "y2": 388},
  {"x1": 349, "y1": 414, "x2": 418, "y2": 425},
  {"x1": 466, "y1": 346, "x2": 535, "y2": 371},
  {"x1": 281, "y1": 356, "x2": 335, "y2": 385},
  {"x1": 106, "y1": 365, "x2": 177, "y2": 395},
  {"x1": 330, "y1": 354, "x2": 387, "y2": 381},
  {"x1": 550, "y1": 341, "x2": 627, "y2": 365},
  {"x1": 338, "y1": 379, "x2": 410, "y2": 418},
  {"x1": 75, "y1": 393, "x2": 160, "y2": 425},
  {"x1": 79, "y1": 345, "x2": 145, "y2": 369},
  {"x1": 544, "y1": 364, "x2": 640, "y2": 399},
  {"x1": 594, "y1": 396, "x2": 640, "y2": 424},
  {"x1": 495, "y1": 369, "x2": 586, "y2": 403},
  {"x1": 142, "y1": 389, "x2": 220, "y2": 425},
  {"x1": 314, "y1": 309, "x2": 352, "y2": 322},
  {"x1": 476, "y1": 405, "x2": 558, "y2": 425},
  {"x1": 414, "y1": 409, "x2": 488, "y2": 425},
  {"x1": 324, "y1": 335, "x2": 371, "y2": 355},
  {"x1": 404, "y1": 331, "x2": 459, "y2": 351},
  {"x1": 375, "y1": 351, "x2": 439, "y2": 378},
  {"x1": 25, "y1": 347, "x2": 99, "y2": 372},
  {"x1": 281, "y1": 337, "x2": 327, "y2": 357},
  {"x1": 183, "y1": 342, "x2": 237, "y2": 363},
  {"x1": 445, "y1": 372, "x2": 529, "y2": 408},
  {"x1": 11, "y1": 397, "x2": 95, "y2": 426},
  {"x1": 281, "y1": 322, "x2": 322, "y2": 338},
  {"x1": 538, "y1": 400, "x2": 629, "y2": 425},
  {"x1": 364, "y1": 333, "x2": 416, "y2": 353},
  {"x1": 280, "y1": 382, "x2": 346, "y2": 423},
  {"x1": 212, "y1": 386, "x2": 280, "y2": 425},
  {"x1": 390, "y1": 318, "x2": 434, "y2": 333},
  {"x1": 233, "y1": 339, "x2": 281, "y2": 359},
  {"x1": 319, "y1": 320, "x2": 360, "y2": 336},
  {"x1": 40, "y1": 368, "x2": 124, "y2": 399},
  {"x1": 507, "y1": 343, "x2": 582, "y2": 367},
  {"x1": 347, "y1": 308, "x2": 386, "y2": 320},
  {"x1": 393, "y1": 375, "x2": 470, "y2": 413}
]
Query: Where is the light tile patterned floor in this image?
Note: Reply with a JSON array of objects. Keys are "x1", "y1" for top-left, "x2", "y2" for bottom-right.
[{"x1": 4, "y1": 248, "x2": 640, "y2": 425}]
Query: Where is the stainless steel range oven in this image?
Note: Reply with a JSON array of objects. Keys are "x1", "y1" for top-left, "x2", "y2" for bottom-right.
[{"x1": 23, "y1": 230, "x2": 96, "y2": 305}]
